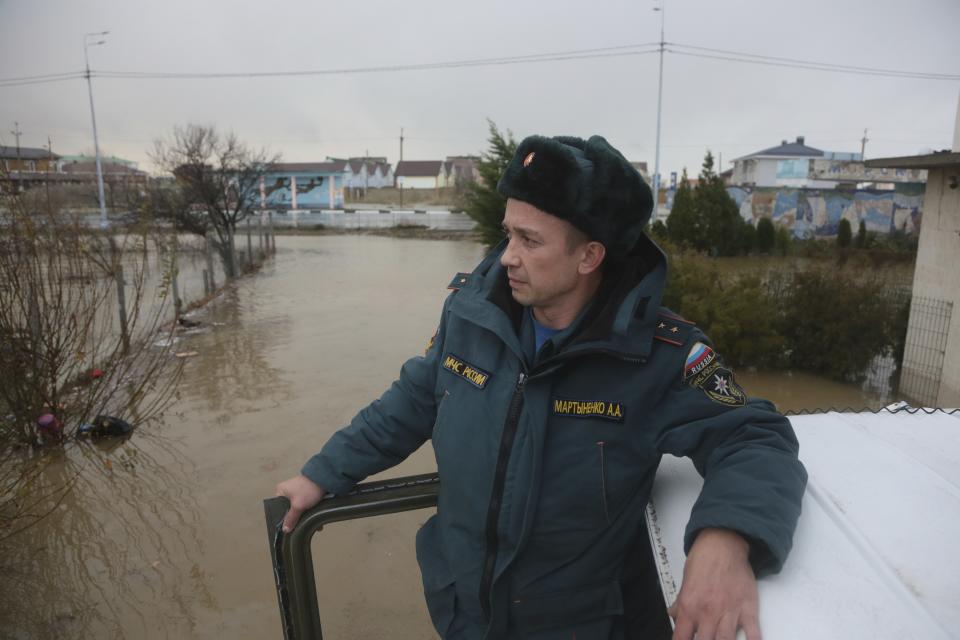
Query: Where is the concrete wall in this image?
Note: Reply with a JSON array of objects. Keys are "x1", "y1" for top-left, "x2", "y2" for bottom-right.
[
  {"x1": 268, "y1": 209, "x2": 475, "y2": 231},
  {"x1": 903, "y1": 168, "x2": 960, "y2": 406},
  {"x1": 725, "y1": 186, "x2": 923, "y2": 237}
]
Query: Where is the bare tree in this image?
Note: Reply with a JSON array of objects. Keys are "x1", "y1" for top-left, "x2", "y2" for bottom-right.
[
  {"x1": 149, "y1": 124, "x2": 277, "y2": 279},
  {"x1": 0, "y1": 171, "x2": 182, "y2": 541}
]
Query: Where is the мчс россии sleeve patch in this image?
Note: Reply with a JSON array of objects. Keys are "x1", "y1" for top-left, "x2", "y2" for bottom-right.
[{"x1": 684, "y1": 342, "x2": 745, "y2": 406}]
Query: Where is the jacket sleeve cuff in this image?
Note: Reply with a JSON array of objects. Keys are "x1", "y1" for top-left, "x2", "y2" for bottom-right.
[
  {"x1": 683, "y1": 519, "x2": 785, "y2": 577},
  {"x1": 300, "y1": 453, "x2": 358, "y2": 497}
]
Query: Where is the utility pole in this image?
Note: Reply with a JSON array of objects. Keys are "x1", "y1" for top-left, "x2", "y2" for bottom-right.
[
  {"x1": 83, "y1": 31, "x2": 110, "y2": 229},
  {"x1": 46, "y1": 135, "x2": 53, "y2": 204},
  {"x1": 10, "y1": 122, "x2": 22, "y2": 168},
  {"x1": 652, "y1": 0, "x2": 667, "y2": 221},
  {"x1": 860, "y1": 128, "x2": 869, "y2": 159},
  {"x1": 399, "y1": 127, "x2": 405, "y2": 207},
  {"x1": 9, "y1": 122, "x2": 21, "y2": 191}
]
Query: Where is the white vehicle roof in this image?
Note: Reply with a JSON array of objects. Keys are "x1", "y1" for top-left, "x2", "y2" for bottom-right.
[{"x1": 647, "y1": 408, "x2": 960, "y2": 639}]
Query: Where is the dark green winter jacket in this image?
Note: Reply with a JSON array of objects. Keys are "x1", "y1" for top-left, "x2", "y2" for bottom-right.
[{"x1": 302, "y1": 235, "x2": 807, "y2": 639}]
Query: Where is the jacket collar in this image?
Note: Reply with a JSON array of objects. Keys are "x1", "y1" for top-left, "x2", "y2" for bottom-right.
[{"x1": 448, "y1": 234, "x2": 669, "y2": 362}]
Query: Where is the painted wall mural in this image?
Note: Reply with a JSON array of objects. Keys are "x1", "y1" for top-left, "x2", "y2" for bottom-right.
[{"x1": 725, "y1": 186, "x2": 923, "y2": 237}]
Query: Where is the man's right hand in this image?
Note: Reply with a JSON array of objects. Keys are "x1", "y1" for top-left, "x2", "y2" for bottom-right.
[{"x1": 275, "y1": 474, "x2": 326, "y2": 533}]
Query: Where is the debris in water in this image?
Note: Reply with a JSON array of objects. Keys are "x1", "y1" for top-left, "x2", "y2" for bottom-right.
[{"x1": 174, "y1": 351, "x2": 199, "y2": 358}]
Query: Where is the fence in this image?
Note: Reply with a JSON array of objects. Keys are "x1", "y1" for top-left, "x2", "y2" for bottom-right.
[{"x1": 898, "y1": 296, "x2": 953, "y2": 407}]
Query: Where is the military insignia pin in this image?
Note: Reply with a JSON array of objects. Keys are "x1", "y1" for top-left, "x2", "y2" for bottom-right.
[{"x1": 523, "y1": 152, "x2": 536, "y2": 167}]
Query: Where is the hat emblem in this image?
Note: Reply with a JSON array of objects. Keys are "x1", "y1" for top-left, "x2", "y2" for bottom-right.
[{"x1": 523, "y1": 152, "x2": 536, "y2": 167}]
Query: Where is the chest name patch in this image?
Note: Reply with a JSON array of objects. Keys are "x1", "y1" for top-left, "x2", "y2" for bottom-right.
[
  {"x1": 553, "y1": 399, "x2": 625, "y2": 422},
  {"x1": 441, "y1": 354, "x2": 490, "y2": 389}
]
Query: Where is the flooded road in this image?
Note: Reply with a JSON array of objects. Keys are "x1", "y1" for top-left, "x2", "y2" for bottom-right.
[{"x1": 2, "y1": 235, "x2": 887, "y2": 639}]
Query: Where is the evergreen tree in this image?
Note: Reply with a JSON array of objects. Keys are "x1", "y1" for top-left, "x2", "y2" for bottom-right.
[
  {"x1": 694, "y1": 151, "x2": 742, "y2": 256},
  {"x1": 855, "y1": 219, "x2": 867, "y2": 249},
  {"x1": 649, "y1": 219, "x2": 668, "y2": 243},
  {"x1": 463, "y1": 120, "x2": 518, "y2": 247},
  {"x1": 737, "y1": 219, "x2": 756, "y2": 255},
  {"x1": 775, "y1": 225, "x2": 792, "y2": 256},
  {"x1": 666, "y1": 168, "x2": 699, "y2": 249},
  {"x1": 756, "y1": 217, "x2": 776, "y2": 253},
  {"x1": 837, "y1": 218, "x2": 852, "y2": 249}
]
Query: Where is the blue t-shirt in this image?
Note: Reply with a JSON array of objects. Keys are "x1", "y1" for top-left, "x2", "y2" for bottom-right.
[{"x1": 532, "y1": 312, "x2": 562, "y2": 353}]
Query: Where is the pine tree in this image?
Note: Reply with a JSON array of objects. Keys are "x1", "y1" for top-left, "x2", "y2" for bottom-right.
[
  {"x1": 666, "y1": 168, "x2": 699, "y2": 249},
  {"x1": 837, "y1": 218, "x2": 852, "y2": 249},
  {"x1": 695, "y1": 151, "x2": 742, "y2": 256},
  {"x1": 855, "y1": 219, "x2": 867, "y2": 249},
  {"x1": 756, "y1": 217, "x2": 776, "y2": 253},
  {"x1": 463, "y1": 121, "x2": 518, "y2": 247}
]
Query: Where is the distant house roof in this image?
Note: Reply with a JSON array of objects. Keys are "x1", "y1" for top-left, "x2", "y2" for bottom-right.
[
  {"x1": 737, "y1": 136, "x2": 825, "y2": 161},
  {"x1": 631, "y1": 161, "x2": 648, "y2": 174},
  {"x1": 0, "y1": 145, "x2": 60, "y2": 160},
  {"x1": 865, "y1": 150, "x2": 960, "y2": 170},
  {"x1": 267, "y1": 162, "x2": 343, "y2": 174},
  {"x1": 395, "y1": 160, "x2": 443, "y2": 177},
  {"x1": 63, "y1": 161, "x2": 146, "y2": 176}
]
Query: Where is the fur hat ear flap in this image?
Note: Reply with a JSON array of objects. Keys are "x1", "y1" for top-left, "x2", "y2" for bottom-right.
[{"x1": 497, "y1": 135, "x2": 653, "y2": 259}]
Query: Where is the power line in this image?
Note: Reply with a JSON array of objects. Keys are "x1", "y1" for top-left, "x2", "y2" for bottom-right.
[
  {"x1": 0, "y1": 73, "x2": 85, "y2": 88},
  {"x1": 2, "y1": 39, "x2": 957, "y2": 86},
  {"x1": 667, "y1": 43, "x2": 960, "y2": 81},
  {"x1": 669, "y1": 42, "x2": 960, "y2": 80},
  {"x1": 93, "y1": 47, "x2": 662, "y2": 80},
  {"x1": 0, "y1": 44, "x2": 660, "y2": 86}
]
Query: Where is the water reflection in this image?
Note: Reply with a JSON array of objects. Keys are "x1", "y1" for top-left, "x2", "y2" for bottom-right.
[{"x1": 0, "y1": 432, "x2": 207, "y2": 638}]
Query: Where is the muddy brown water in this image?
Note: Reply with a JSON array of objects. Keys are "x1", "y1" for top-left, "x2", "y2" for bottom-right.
[{"x1": 1, "y1": 235, "x2": 886, "y2": 639}]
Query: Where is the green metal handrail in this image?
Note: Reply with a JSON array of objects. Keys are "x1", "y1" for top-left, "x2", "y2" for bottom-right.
[{"x1": 263, "y1": 473, "x2": 440, "y2": 640}]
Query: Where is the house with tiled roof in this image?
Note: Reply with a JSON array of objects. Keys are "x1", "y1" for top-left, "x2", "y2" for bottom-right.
[{"x1": 395, "y1": 160, "x2": 445, "y2": 189}]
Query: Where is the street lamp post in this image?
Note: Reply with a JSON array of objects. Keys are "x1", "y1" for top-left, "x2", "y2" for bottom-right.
[
  {"x1": 652, "y1": 0, "x2": 666, "y2": 221},
  {"x1": 83, "y1": 31, "x2": 109, "y2": 229}
]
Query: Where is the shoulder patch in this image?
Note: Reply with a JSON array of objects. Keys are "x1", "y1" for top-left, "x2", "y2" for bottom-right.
[
  {"x1": 654, "y1": 312, "x2": 694, "y2": 346},
  {"x1": 448, "y1": 272, "x2": 470, "y2": 290},
  {"x1": 685, "y1": 351, "x2": 746, "y2": 407}
]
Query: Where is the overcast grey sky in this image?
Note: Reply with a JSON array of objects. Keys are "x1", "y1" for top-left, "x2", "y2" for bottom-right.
[{"x1": 2, "y1": 0, "x2": 958, "y2": 177}]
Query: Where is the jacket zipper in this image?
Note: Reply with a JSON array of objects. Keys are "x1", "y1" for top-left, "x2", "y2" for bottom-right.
[
  {"x1": 479, "y1": 370, "x2": 527, "y2": 621},
  {"x1": 597, "y1": 441, "x2": 611, "y2": 524}
]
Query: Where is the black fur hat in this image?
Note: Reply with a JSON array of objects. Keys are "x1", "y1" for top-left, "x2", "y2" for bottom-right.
[{"x1": 497, "y1": 135, "x2": 653, "y2": 259}]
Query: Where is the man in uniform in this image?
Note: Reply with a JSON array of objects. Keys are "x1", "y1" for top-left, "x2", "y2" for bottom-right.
[{"x1": 276, "y1": 135, "x2": 807, "y2": 639}]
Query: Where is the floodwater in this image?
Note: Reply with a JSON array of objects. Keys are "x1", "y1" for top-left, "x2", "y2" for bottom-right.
[{"x1": 1, "y1": 235, "x2": 888, "y2": 639}]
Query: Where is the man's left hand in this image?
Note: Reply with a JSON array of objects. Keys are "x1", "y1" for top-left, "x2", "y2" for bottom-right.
[{"x1": 668, "y1": 527, "x2": 761, "y2": 640}]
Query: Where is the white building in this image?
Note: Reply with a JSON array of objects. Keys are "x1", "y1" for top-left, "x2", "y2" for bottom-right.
[{"x1": 732, "y1": 136, "x2": 862, "y2": 189}]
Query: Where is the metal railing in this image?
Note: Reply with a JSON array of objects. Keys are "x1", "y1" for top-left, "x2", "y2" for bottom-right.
[{"x1": 262, "y1": 473, "x2": 440, "y2": 640}]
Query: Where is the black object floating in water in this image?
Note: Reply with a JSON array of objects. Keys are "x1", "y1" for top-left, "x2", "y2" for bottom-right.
[{"x1": 78, "y1": 415, "x2": 134, "y2": 438}]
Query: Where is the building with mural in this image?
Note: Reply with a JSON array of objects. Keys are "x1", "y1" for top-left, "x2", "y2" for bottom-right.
[
  {"x1": 259, "y1": 162, "x2": 345, "y2": 210},
  {"x1": 727, "y1": 185, "x2": 924, "y2": 238}
]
